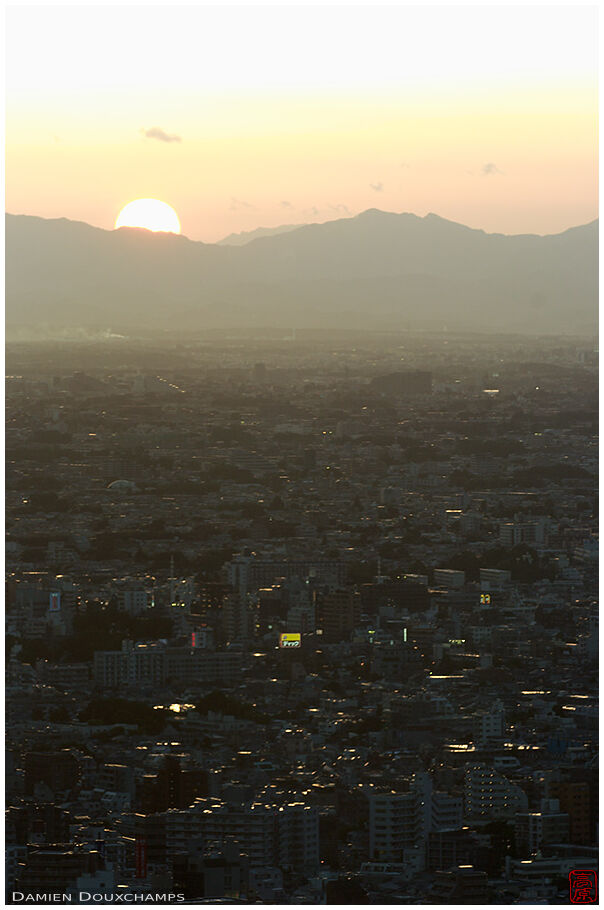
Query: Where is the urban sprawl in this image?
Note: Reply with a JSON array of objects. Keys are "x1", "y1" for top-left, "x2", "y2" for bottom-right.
[{"x1": 5, "y1": 331, "x2": 598, "y2": 904}]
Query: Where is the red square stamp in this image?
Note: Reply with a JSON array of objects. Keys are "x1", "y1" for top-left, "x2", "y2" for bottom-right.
[{"x1": 569, "y1": 870, "x2": 597, "y2": 903}]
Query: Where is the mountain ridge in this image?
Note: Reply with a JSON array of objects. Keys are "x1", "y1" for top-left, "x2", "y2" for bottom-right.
[{"x1": 5, "y1": 210, "x2": 598, "y2": 336}]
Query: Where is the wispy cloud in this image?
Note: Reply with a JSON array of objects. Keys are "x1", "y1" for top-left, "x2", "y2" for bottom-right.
[
  {"x1": 280, "y1": 200, "x2": 293, "y2": 209},
  {"x1": 230, "y1": 197, "x2": 256, "y2": 211},
  {"x1": 328, "y1": 203, "x2": 351, "y2": 215},
  {"x1": 481, "y1": 162, "x2": 503, "y2": 176},
  {"x1": 370, "y1": 182, "x2": 384, "y2": 192},
  {"x1": 142, "y1": 126, "x2": 182, "y2": 143}
]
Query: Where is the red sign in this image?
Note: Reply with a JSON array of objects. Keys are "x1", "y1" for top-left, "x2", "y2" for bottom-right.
[
  {"x1": 570, "y1": 870, "x2": 597, "y2": 904},
  {"x1": 135, "y1": 837, "x2": 147, "y2": 879}
]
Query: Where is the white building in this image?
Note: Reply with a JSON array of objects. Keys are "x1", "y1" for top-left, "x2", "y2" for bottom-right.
[
  {"x1": 433, "y1": 568, "x2": 466, "y2": 588},
  {"x1": 368, "y1": 787, "x2": 424, "y2": 862},
  {"x1": 479, "y1": 568, "x2": 511, "y2": 590},
  {"x1": 472, "y1": 699, "x2": 506, "y2": 745}
]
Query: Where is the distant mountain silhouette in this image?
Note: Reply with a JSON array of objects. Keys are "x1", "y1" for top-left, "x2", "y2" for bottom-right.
[
  {"x1": 217, "y1": 223, "x2": 302, "y2": 245},
  {"x1": 5, "y1": 210, "x2": 598, "y2": 336}
]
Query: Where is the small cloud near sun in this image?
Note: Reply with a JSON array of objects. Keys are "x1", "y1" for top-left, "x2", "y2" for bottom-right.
[
  {"x1": 481, "y1": 162, "x2": 503, "y2": 176},
  {"x1": 230, "y1": 197, "x2": 256, "y2": 211},
  {"x1": 370, "y1": 182, "x2": 384, "y2": 192},
  {"x1": 281, "y1": 200, "x2": 294, "y2": 209},
  {"x1": 142, "y1": 126, "x2": 182, "y2": 144}
]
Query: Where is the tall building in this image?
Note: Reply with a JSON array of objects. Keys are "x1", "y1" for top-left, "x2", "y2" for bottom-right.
[
  {"x1": 464, "y1": 763, "x2": 528, "y2": 820},
  {"x1": 548, "y1": 780, "x2": 591, "y2": 844},
  {"x1": 472, "y1": 699, "x2": 506, "y2": 745},
  {"x1": 94, "y1": 641, "x2": 243, "y2": 688},
  {"x1": 222, "y1": 594, "x2": 253, "y2": 643},
  {"x1": 227, "y1": 556, "x2": 345, "y2": 597},
  {"x1": 192, "y1": 799, "x2": 320, "y2": 875},
  {"x1": 317, "y1": 589, "x2": 360, "y2": 643},
  {"x1": 499, "y1": 520, "x2": 547, "y2": 548},
  {"x1": 368, "y1": 788, "x2": 424, "y2": 862},
  {"x1": 428, "y1": 829, "x2": 476, "y2": 872},
  {"x1": 137, "y1": 756, "x2": 209, "y2": 813},
  {"x1": 118, "y1": 584, "x2": 149, "y2": 615},
  {"x1": 515, "y1": 801, "x2": 570, "y2": 854}
]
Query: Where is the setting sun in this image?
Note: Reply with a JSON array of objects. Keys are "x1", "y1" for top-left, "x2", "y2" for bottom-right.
[{"x1": 115, "y1": 198, "x2": 181, "y2": 234}]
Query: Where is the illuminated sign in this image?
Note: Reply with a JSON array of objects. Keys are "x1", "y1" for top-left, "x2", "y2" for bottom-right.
[
  {"x1": 191, "y1": 632, "x2": 197, "y2": 648},
  {"x1": 49, "y1": 592, "x2": 61, "y2": 612},
  {"x1": 279, "y1": 632, "x2": 301, "y2": 649},
  {"x1": 480, "y1": 593, "x2": 491, "y2": 605},
  {"x1": 448, "y1": 639, "x2": 466, "y2": 645}
]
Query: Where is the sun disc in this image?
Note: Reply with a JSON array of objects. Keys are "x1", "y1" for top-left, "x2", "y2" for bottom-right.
[{"x1": 115, "y1": 198, "x2": 181, "y2": 234}]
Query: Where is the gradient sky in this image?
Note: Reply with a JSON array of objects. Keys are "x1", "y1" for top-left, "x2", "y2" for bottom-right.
[{"x1": 6, "y1": 4, "x2": 598, "y2": 242}]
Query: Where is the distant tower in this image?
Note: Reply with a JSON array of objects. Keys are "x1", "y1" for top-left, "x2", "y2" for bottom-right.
[{"x1": 170, "y1": 554, "x2": 175, "y2": 606}]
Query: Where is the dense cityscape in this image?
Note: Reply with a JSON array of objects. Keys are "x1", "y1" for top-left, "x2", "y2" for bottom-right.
[{"x1": 5, "y1": 330, "x2": 598, "y2": 903}]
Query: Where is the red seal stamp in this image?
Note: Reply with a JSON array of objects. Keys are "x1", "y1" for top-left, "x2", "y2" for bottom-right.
[{"x1": 569, "y1": 870, "x2": 597, "y2": 903}]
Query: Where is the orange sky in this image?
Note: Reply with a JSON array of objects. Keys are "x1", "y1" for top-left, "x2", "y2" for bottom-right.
[{"x1": 5, "y1": 5, "x2": 598, "y2": 242}]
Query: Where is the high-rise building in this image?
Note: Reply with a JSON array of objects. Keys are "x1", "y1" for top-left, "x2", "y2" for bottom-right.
[
  {"x1": 464, "y1": 763, "x2": 528, "y2": 820},
  {"x1": 515, "y1": 800, "x2": 570, "y2": 854},
  {"x1": 472, "y1": 699, "x2": 506, "y2": 745},
  {"x1": 548, "y1": 780, "x2": 591, "y2": 844},
  {"x1": 317, "y1": 589, "x2": 360, "y2": 642},
  {"x1": 227, "y1": 556, "x2": 346, "y2": 597},
  {"x1": 192, "y1": 799, "x2": 319, "y2": 875},
  {"x1": 368, "y1": 788, "x2": 424, "y2": 862}
]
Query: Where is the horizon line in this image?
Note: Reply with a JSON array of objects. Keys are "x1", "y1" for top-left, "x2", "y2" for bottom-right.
[{"x1": 5, "y1": 208, "x2": 599, "y2": 245}]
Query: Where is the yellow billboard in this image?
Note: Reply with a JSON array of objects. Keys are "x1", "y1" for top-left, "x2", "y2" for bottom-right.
[{"x1": 279, "y1": 632, "x2": 301, "y2": 648}]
